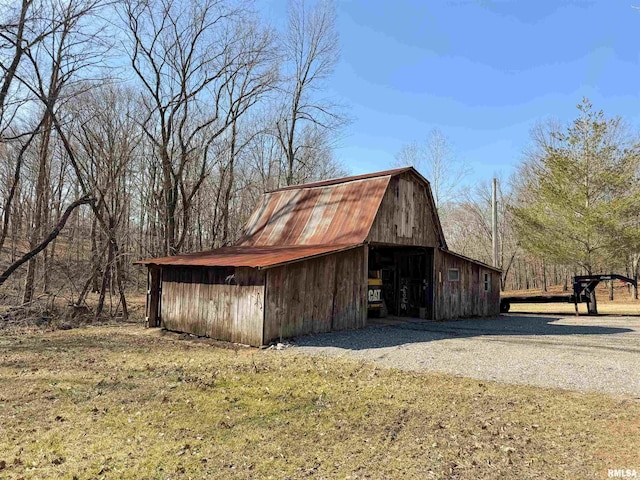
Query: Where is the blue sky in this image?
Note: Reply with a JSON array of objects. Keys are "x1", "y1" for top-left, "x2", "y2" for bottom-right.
[{"x1": 264, "y1": 0, "x2": 640, "y2": 185}]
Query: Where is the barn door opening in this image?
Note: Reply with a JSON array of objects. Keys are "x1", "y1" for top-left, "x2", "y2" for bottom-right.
[
  {"x1": 367, "y1": 246, "x2": 434, "y2": 319},
  {"x1": 146, "y1": 265, "x2": 162, "y2": 327}
]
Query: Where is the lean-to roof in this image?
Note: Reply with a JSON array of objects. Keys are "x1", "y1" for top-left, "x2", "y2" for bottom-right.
[{"x1": 134, "y1": 244, "x2": 359, "y2": 269}]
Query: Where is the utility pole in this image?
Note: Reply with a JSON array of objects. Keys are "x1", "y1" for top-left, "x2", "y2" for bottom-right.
[{"x1": 492, "y1": 178, "x2": 499, "y2": 268}]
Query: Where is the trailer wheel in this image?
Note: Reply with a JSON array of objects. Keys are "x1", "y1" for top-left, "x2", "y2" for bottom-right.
[{"x1": 500, "y1": 300, "x2": 510, "y2": 313}]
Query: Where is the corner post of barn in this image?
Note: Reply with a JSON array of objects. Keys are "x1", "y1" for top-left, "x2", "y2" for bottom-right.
[
  {"x1": 146, "y1": 265, "x2": 161, "y2": 328},
  {"x1": 363, "y1": 243, "x2": 369, "y2": 326}
]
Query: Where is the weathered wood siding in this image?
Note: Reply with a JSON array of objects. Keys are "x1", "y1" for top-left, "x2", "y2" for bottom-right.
[
  {"x1": 433, "y1": 250, "x2": 500, "y2": 320},
  {"x1": 161, "y1": 266, "x2": 265, "y2": 346},
  {"x1": 367, "y1": 172, "x2": 440, "y2": 247},
  {"x1": 264, "y1": 247, "x2": 367, "y2": 343}
]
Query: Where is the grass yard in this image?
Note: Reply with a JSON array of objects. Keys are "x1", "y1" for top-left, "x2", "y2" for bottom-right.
[{"x1": 1, "y1": 325, "x2": 639, "y2": 479}]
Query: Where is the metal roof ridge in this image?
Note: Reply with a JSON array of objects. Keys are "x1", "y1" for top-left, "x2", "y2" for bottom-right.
[{"x1": 267, "y1": 166, "x2": 417, "y2": 193}]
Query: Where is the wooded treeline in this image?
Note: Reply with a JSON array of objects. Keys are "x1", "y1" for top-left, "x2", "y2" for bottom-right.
[
  {"x1": 0, "y1": 0, "x2": 346, "y2": 316},
  {"x1": 1, "y1": 0, "x2": 638, "y2": 320}
]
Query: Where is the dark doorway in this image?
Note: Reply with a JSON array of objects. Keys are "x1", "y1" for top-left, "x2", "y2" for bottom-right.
[{"x1": 368, "y1": 246, "x2": 434, "y2": 318}]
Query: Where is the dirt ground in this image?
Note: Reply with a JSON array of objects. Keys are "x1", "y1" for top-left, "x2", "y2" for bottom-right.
[{"x1": 293, "y1": 314, "x2": 640, "y2": 397}]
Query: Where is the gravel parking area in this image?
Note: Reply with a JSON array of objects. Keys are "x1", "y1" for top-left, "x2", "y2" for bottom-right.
[{"x1": 292, "y1": 314, "x2": 640, "y2": 397}]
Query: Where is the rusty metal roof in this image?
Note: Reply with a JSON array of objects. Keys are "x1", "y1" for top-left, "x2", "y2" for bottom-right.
[
  {"x1": 134, "y1": 244, "x2": 360, "y2": 269},
  {"x1": 239, "y1": 175, "x2": 391, "y2": 247},
  {"x1": 240, "y1": 166, "x2": 448, "y2": 249},
  {"x1": 135, "y1": 167, "x2": 452, "y2": 269}
]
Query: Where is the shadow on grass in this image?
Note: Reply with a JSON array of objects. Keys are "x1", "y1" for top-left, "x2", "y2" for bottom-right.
[{"x1": 293, "y1": 314, "x2": 636, "y2": 350}]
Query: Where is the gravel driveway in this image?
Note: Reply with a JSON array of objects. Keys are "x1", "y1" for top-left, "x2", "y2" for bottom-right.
[{"x1": 291, "y1": 314, "x2": 640, "y2": 397}]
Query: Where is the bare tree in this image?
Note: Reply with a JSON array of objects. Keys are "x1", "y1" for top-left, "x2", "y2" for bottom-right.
[
  {"x1": 0, "y1": 0, "x2": 349, "y2": 312},
  {"x1": 395, "y1": 128, "x2": 471, "y2": 218},
  {"x1": 446, "y1": 177, "x2": 519, "y2": 291},
  {"x1": 25, "y1": 0, "x2": 106, "y2": 302},
  {"x1": 207, "y1": 18, "x2": 277, "y2": 246},
  {"x1": 0, "y1": 0, "x2": 52, "y2": 255},
  {"x1": 0, "y1": 0, "x2": 36, "y2": 135},
  {"x1": 120, "y1": 0, "x2": 276, "y2": 255},
  {"x1": 0, "y1": 0, "x2": 108, "y2": 302},
  {"x1": 276, "y1": 0, "x2": 345, "y2": 186},
  {"x1": 68, "y1": 85, "x2": 141, "y2": 317}
]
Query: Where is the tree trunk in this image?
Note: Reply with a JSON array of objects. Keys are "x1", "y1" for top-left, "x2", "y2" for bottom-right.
[
  {"x1": 632, "y1": 256, "x2": 639, "y2": 300},
  {"x1": 222, "y1": 118, "x2": 237, "y2": 245},
  {"x1": 95, "y1": 234, "x2": 114, "y2": 318},
  {"x1": 23, "y1": 115, "x2": 53, "y2": 303},
  {"x1": 587, "y1": 289, "x2": 598, "y2": 315},
  {"x1": 0, "y1": 130, "x2": 39, "y2": 254},
  {"x1": 90, "y1": 216, "x2": 100, "y2": 293},
  {"x1": 609, "y1": 280, "x2": 614, "y2": 301},
  {"x1": 114, "y1": 240, "x2": 128, "y2": 320},
  {"x1": 161, "y1": 147, "x2": 177, "y2": 256},
  {"x1": 77, "y1": 272, "x2": 94, "y2": 307},
  {"x1": 43, "y1": 246, "x2": 50, "y2": 293}
]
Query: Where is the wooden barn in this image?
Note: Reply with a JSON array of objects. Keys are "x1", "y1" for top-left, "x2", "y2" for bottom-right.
[{"x1": 136, "y1": 167, "x2": 501, "y2": 346}]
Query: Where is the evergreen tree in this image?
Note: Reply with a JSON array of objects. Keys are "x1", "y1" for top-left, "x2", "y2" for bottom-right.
[{"x1": 513, "y1": 99, "x2": 640, "y2": 275}]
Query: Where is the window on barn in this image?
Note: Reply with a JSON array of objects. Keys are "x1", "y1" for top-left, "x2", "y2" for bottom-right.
[
  {"x1": 484, "y1": 273, "x2": 490, "y2": 291},
  {"x1": 447, "y1": 268, "x2": 460, "y2": 282}
]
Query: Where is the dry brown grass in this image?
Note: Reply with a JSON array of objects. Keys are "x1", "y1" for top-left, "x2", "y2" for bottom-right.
[
  {"x1": 0, "y1": 292, "x2": 147, "y2": 334},
  {"x1": 1, "y1": 325, "x2": 638, "y2": 479},
  {"x1": 507, "y1": 302, "x2": 640, "y2": 315}
]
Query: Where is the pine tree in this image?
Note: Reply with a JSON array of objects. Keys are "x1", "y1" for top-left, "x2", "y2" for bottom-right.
[{"x1": 513, "y1": 99, "x2": 640, "y2": 275}]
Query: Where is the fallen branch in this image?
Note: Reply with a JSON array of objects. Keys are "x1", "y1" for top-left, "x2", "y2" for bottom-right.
[{"x1": 0, "y1": 195, "x2": 95, "y2": 289}]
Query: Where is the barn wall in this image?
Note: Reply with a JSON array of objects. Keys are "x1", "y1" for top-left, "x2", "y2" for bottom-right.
[
  {"x1": 367, "y1": 172, "x2": 440, "y2": 247},
  {"x1": 434, "y1": 250, "x2": 500, "y2": 320},
  {"x1": 264, "y1": 247, "x2": 367, "y2": 343},
  {"x1": 160, "y1": 266, "x2": 265, "y2": 346}
]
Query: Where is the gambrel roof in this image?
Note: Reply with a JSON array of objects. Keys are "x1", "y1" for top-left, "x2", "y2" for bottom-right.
[
  {"x1": 137, "y1": 167, "x2": 447, "y2": 267},
  {"x1": 239, "y1": 166, "x2": 446, "y2": 248}
]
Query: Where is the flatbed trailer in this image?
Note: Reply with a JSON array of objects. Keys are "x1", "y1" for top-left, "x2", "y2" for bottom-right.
[{"x1": 500, "y1": 274, "x2": 637, "y2": 315}]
